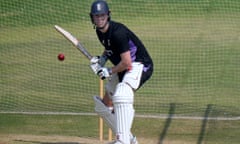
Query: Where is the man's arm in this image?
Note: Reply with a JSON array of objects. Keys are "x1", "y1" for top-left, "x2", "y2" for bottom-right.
[
  {"x1": 96, "y1": 51, "x2": 132, "y2": 80},
  {"x1": 111, "y1": 51, "x2": 132, "y2": 74}
]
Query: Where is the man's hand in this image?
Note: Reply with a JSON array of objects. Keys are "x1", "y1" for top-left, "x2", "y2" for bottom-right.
[
  {"x1": 90, "y1": 56, "x2": 101, "y2": 74},
  {"x1": 90, "y1": 55, "x2": 108, "y2": 66},
  {"x1": 97, "y1": 67, "x2": 112, "y2": 80},
  {"x1": 90, "y1": 56, "x2": 100, "y2": 64}
]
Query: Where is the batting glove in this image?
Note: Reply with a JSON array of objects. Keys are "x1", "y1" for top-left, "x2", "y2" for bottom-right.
[
  {"x1": 90, "y1": 55, "x2": 108, "y2": 66},
  {"x1": 90, "y1": 56, "x2": 100, "y2": 64},
  {"x1": 90, "y1": 56, "x2": 105, "y2": 74},
  {"x1": 97, "y1": 67, "x2": 112, "y2": 80}
]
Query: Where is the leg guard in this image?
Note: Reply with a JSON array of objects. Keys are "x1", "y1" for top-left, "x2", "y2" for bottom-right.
[
  {"x1": 105, "y1": 73, "x2": 119, "y2": 99},
  {"x1": 93, "y1": 96, "x2": 116, "y2": 134},
  {"x1": 112, "y1": 83, "x2": 135, "y2": 144}
]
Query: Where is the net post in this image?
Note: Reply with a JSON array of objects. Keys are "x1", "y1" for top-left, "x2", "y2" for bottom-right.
[
  {"x1": 99, "y1": 79, "x2": 113, "y2": 141},
  {"x1": 108, "y1": 128, "x2": 113, "y2": 141},
  {"x1": 99, "y1": 79, "x2": 104, "y2": 141}
]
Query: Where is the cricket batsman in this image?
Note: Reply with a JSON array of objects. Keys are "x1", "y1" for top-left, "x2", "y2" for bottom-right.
[{"x1": 89, "y1": 0, "x2": 153, "y2": 143}]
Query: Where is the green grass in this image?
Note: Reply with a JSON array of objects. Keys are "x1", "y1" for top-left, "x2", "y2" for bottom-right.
[
  {"x1": 0, "y1": 114, "x2": 98, "y2": 137},
  {"x1": 0, "y1": 0, "x2": 240, "y2": 143},
  {"x1": 0, "y1": 114, "x2": 240, "y2": 144}
]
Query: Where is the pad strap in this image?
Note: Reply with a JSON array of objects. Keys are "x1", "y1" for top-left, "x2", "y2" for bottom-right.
[{"x1": 93, "y1": 96, "x2": 116, "y2": 133}]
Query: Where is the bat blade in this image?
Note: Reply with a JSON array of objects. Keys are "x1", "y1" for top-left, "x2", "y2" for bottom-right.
[{"x1": 54, "y1": 25, "x2": 92, "y2": 60}]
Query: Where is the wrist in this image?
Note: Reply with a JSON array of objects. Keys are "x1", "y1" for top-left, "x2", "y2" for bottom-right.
[{"x1": 99, "y1": 55, "x2": 108, "y2": 66}]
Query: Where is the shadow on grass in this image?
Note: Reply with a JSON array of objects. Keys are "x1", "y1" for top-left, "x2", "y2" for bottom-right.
[
  {"x1": 158, "y1": 103, "x2": 175, "y2": 144},
  {"x1": 197, "y1": 104, "x2": 212, "y2": 144},
  {"x1": 158, "y1": 103, "x2": 213, "y2": 144}
]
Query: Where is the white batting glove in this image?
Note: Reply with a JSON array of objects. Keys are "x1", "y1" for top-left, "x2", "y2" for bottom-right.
[
  {"x1": 90, "y1": 63, "x2": 101, "y2": 74},
  {"x1": 90, "y1": 56, "x2": 103, "y2": 74},
  {"x1": 90, "y1": 57, "x2": 100, "y2": 74},
  {"x1": 97, "y1": 67, "x2": 112, "y2": 80},
  {"x1": 90, "y1": 55, "x2": 108, "y2": 66},
  {"x1": 90, "y1": 56, "x2": 100, "y2": 63}
]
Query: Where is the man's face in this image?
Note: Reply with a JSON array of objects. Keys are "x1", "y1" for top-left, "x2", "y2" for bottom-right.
[{"x1": 93, "y1": 13, "x2": 108, "y2": 29}]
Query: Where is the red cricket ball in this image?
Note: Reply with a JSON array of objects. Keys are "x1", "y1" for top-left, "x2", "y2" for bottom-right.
[{"x1": 58, "y1": 53, "x2": 65, "y2": 61}]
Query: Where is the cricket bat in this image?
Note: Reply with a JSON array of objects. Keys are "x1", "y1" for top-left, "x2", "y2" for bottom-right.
[
  {"x1": 54, "y1": 25, "x2": 92, "y2": 60},
  {"x1": 55, "y1": 25, "x2": 112, "y2": 139}
]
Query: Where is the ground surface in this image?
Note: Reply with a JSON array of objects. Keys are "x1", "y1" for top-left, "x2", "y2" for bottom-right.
[{"x1": 0, "y1": 134, "x2": 194, "y2": 144}]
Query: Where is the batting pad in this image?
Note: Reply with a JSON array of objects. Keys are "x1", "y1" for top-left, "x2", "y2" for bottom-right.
[
  {"x1": 93, "y1": 96, "x2": 116, "y2": 134},
  {"x1": 105, "y1": 73, "x2": 119, "y2": 99},
  {"x1": 113, "y1": 83, "x2": 135, "y2": 144},
  {"x1": 113, "y1": 83, "x2": 134, "y2": 104}
]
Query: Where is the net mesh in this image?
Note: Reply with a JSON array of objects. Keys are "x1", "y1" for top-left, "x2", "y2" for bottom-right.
[{"x1": 0, "y1": 0, "x2": 239, "y2": 118}]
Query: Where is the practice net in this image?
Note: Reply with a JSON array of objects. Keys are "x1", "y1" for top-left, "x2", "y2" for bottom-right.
[{"x1": 1, "y1": 0, "x2": 239, "y2": 121}]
